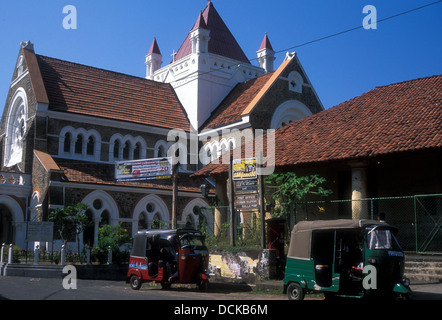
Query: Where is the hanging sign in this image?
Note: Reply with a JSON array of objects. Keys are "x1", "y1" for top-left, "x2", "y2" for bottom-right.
[
  {"x1": 233, "y1": 158, "x2": 259, "y2": 211},
  {"x1": 115, "y1": 157, "x2": 173, "y2": 182}
]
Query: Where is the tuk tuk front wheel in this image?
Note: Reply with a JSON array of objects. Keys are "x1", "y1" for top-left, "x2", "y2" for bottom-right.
[
  {"x1": 287, "y1": 282, "x2": 305, "y2": 301},
  {"x1": 129, "y1": 275, "x2": 142, "y2": 290}
]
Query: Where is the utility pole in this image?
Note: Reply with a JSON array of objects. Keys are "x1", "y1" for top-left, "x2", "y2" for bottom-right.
[
  {"x1": 228, "y1": 154, "x2": 235, "y2": 246},
  {"x1": 258, "y1": 151, "x2": 266, "y2": 249},
  {"x1": 171, "y1": 163, "x2": 179, "y2": 229}
]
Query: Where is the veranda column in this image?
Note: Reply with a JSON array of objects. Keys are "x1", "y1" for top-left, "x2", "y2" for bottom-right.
[
  {"x1": 214, "y1": 178, "x2": 228, "y2": 236},
  {"x1": 351, "y1": 166, "x2": 369, "y2": 219}
]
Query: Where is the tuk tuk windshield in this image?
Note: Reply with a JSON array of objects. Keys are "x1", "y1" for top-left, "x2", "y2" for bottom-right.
[
  {"x1": 366, "y1": 227, "x2": 401, "y2": 251},
  {"x1": 180, "y1": 233, "x2": 206, "y2": 250}
]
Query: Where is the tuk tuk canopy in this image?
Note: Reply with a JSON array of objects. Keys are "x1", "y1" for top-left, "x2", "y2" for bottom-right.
[
  {"x1": 287, "y1": 219, "x2": 391, "y2": 259},
  {"x1": 131, "y1": 229, "x2": 178, "y2": 257}
]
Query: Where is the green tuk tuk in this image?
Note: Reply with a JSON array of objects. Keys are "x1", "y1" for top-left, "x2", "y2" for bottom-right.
[{"x1": 283, "y1": 219, "x2": 411, "y2": 300}]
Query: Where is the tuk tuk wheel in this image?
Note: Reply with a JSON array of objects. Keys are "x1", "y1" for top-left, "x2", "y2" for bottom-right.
[
  {"x1": 198, "y1": 279, "x2": 209, "y2": 291},
  {"x1": 129, "y1": 275, "x2": 142, "y2": 290},
  {"x1": 287, "y1": 282, "x2": 305, "y2": 301}
]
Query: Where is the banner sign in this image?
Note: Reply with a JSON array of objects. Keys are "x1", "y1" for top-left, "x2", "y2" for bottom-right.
[
  {"x1": 115, "y1": 157, "x2": 173, "y2": 182},
  {"x1": 27, "y1": 221, "x2": 54, "y2": 242},
  {"x1": 232, "y1": 158, "x2": 257, "y2": 180}
]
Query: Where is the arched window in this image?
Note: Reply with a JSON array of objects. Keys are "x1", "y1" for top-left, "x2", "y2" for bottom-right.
[
  {"x1": 113, "y1": 139, "x2": 121, "y2": 159},
  {"x1": 75, "y1": 134, "x2": 83, "y2": 154},
  {"x1": 134, "y1": 142, "x2": 141, "y2": 160},
  {"x1": 59, "y1": 127, "x2": 101, "y2": 160},
  {"x1": 83, "y1": 210, "x2": 94, "y2": 247},
  {"x1": 132, "y1": 194, "x2": 170, "y2": 235},
  {"x1": 99, "y1": 210, "x2": 110, "y2": 227},
  {"x1": 4, "y1": 88, "x2": 28, "y2": 167},
  {"x1": 138, "y1": 212, "x2": 147, "y2": 230},
  {"x1": 81, "y1": 190, "x2": 119, "y2": 247},
  {"x1": 181, "y1": 198, "x2": 213, "y2": 235},
  {"x1": 123, "y1": 141, "x2": 130, "y2": 160},
  {"x1": 270, "y1": 100, "x2": 312, "y2": 129},
  {"x1": 64, "y1": 132, "x2": 72, "y2": 153},
  {"x1": 86, "y1": 136, "x2": 95, "y2": 155}
]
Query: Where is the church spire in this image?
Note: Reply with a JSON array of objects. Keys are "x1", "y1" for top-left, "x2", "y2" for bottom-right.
[
  {"x1": 257, "y1": 33, "x2": 275, "y2": 73},
  {"x1": 145, "y1": 37, "x2": 162, "y2": 79}
]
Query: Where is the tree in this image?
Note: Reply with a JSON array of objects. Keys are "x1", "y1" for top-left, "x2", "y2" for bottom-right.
[
  {"x1": 265, "y1": 172, "x2": 333, "y2": 218},
  {"x1": 49, "y1": 203, "x2": 91, "y2": 257},
  {"x1": 94, "y1": 224, "x2": 132, "y2": 264}
]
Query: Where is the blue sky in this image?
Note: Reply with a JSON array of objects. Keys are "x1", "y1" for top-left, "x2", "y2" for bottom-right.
[{"x1": 1, "y1": 0, "x2": 441, "y2": 115}]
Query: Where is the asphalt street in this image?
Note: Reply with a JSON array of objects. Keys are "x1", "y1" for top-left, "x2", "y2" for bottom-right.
[
  {"x1": 0, "y1": 276, "x2": 285, "y2": 300},
  {"x1": 0, "y1": 276, "x2": 441, "y2": 300}
]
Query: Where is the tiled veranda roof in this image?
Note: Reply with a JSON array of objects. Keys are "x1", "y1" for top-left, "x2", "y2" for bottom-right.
[{"x1": 194, "y1": 74, "x2": 442, "y2": 177}]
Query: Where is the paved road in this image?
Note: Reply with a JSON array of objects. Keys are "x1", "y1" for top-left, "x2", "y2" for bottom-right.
[
  {"x1": 0, "y1": 276, "x2": 285, "y2": 300},
  {"x1": 0, "y1": 276, "x2": 441, "y2": 300}
]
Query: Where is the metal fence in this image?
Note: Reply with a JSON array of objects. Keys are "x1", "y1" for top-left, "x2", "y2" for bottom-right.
[
  {"x1": 201, "y1": 194, "x2": 442, "y2": 254},
  {"x1": 291, "y1": 194, "x2": 442, "y2": 254}
]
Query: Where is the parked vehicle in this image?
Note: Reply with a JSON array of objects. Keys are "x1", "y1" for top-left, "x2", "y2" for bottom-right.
[
  {"x1": 127, "y1": 229, "x2": 210, "y2": 290},
  {"x1": 283, "y1": 219, "x2": 411, "y2": 300}
]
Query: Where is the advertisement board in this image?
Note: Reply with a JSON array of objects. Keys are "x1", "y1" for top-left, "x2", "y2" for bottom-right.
[
  {"x1": 232, "y1": 158, "x2": 257, "y2": 180},
  {"x1": 115, "y1": 157, "x2": 173, "y2": 182}
]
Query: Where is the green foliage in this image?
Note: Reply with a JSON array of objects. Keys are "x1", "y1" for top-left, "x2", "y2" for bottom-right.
[
  {"x1": 265, "y1": 172, "x2": 332, "y2": 218},
  {"x1": 49, "y1": 203, "x2": 90, "y2": 245},
  {"x1": 93, "y1": 224, "x2": 131, "y2": 264}
]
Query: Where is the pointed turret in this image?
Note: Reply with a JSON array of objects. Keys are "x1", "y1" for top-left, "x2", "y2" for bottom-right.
[
  {"x1": 190, "y1": 11, "x2": 211, "y2": 54},
  {"x1": 257, "y1": 33, "x2": 275, "y2": 73},
  {"x1": 145, "y1": 37, "x2": 162, "y2": 79}
]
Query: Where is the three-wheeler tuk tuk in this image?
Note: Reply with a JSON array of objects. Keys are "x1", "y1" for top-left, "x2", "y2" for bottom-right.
[
  {"x1": 283, "y1": 219, "x2": 411, "y2": 300},
  {"x1": 127, "y1": 229, "x2": 210, "y2": 290}
]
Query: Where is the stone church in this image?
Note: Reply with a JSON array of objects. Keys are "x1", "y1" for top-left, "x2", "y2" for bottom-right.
[{"x1": 0, "y1": 1, "x2": 322, "y2": 251}]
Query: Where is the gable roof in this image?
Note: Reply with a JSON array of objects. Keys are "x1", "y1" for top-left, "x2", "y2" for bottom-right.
[
  {"x1": 199, "y1": 57, "x2": 293, "y2": 130},
  {"x1": 194, "y1": 74, "x2": 442, "y2": 177},
  {"x1": 174, "y1": 2, "x2": 250, "y2": 64},
  {"x1": 34, "y1": 53, "x2": 190, "y2": 131},
  {"x1": 200, "y1": 72, "x2": 275, "y2": 130}
]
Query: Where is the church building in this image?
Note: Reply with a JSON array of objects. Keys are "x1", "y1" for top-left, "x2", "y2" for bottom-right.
[{"x1": 0, "y1": 1, "x2": 323, "y2": 250}]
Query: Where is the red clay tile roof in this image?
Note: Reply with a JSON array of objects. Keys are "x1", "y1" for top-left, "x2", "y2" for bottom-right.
[
  {"x1": 200, "y1": 56, "x2": 294, "y2": 130},
  {"x1": 55, "y1": 158, "x2": 208, "y2": 194},
  {"x1": 194, "y1": 74, "x2": 442, "y2": 177},
  {"x1": 36, "y1": 54, "x2": 190, "y2": 131},
  {"x1": 34, "y1": 150, "x2": 61, "y2": 172},
  {"x1": 174, "y1": 2, "x2": 250, "y2": 64},
  {"x1": 200, "y1": 72, "x2": 275, "y2": 130}
]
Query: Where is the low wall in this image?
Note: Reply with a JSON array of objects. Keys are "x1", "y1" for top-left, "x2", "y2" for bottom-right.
[
  {"x1": 1, "y1": 249, "x2": 278, "y2": 283},
  {"x1": 2, "y1": 263, "x2": 128, "y2": 281}
]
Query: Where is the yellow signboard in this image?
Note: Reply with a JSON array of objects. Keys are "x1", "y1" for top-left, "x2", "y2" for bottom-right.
[{"x1": 232, "y1": 158, "x2": 257, "y2": 180}]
